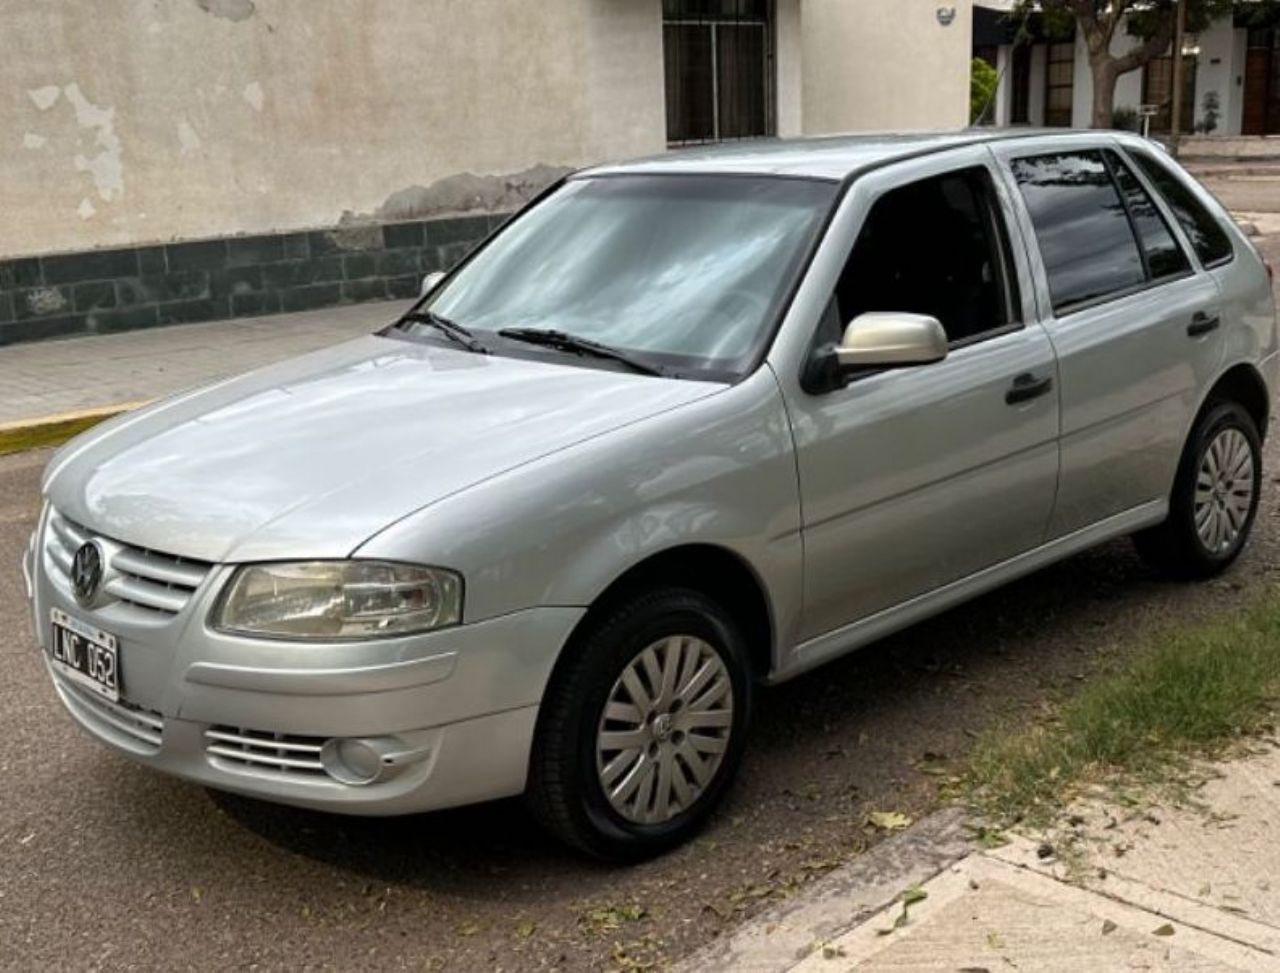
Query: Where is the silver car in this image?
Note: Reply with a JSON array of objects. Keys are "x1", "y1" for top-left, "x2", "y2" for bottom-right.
[{"x1": 24, "y1": 131, "x2": 1277, "y2": 859}]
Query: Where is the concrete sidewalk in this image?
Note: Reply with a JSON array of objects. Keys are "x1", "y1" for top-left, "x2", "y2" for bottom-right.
[
  {"x1": 0, "y1": 299, "x2": 401, "y2": 426},
  {"x1": 688, "y1": 742, "x2": 1280, "y2": 971}
]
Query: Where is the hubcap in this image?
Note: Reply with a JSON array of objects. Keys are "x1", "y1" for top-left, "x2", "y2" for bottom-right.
[
  {"x1": 1194, "y1": 427, "x2": 1255, "y2": 555},
  {"x1": 595, "y1": 635, "x2": 734, "y2": 825}
]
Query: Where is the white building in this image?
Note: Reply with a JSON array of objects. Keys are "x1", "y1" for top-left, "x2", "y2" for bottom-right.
[
  {"x1": 0, "y1": 0, "x2": 979, "y2": 344},
  {"x1": 974, "y1": 1, "x2": 1280, "y2": 138},
  {"x1": 1, "y1": 0, "x2": 977, "y2": 262}
]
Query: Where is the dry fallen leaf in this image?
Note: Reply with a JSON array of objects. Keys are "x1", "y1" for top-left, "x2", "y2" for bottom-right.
[{"x1": 867, "y1": 811, "x2": 912, "y2": 831}]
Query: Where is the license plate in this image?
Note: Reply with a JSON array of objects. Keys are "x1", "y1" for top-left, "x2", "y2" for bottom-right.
[{"x1": 49, "y1": 608, "x2": 119, "y2": 702}]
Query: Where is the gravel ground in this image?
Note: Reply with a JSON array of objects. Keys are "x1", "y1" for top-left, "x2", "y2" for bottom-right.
[{"x1": 2, "y1": 236, "x2": 1278, "y2": 971}]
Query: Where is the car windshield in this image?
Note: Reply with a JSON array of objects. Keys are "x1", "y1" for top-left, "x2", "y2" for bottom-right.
[{"x1": 424, "y1": 174, "x2": 838, "y2": 380}]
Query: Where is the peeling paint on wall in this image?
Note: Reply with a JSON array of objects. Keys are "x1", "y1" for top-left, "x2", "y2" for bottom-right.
[
  {"x1": 194, "y1": 0, "x2": 255, "y2": 22},
  {"x1": 242, "y1": 81, "x2": 264, "y2": 111},
  {"x1": 28, "y1": 85, "x2": 60, "y2": 111},
  {"x1": 371, "y1": 164, "x2": 571, "y2": 223},
  {"x1": 64, "y1": 83, "x2": 124, "y2": 202}
]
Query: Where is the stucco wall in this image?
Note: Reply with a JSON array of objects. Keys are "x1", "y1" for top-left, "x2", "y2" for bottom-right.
[
  {"x1": 800, "y1": 0, "x2": 973, "y2": 133},
  {"x1": 1192, "y1": 19, "x2": 1243, "y2": 136},
  {"x1": 775, "y1": 0, "x2": 804, "y2": 137},
  {"x1": 0, "y1": 0, "x2": 666, "y2": 260}
]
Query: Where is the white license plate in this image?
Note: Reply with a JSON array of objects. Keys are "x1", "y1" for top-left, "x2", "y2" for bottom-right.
[{"x1": 49, "y1": 608, "x2": 119, "y2": 703}]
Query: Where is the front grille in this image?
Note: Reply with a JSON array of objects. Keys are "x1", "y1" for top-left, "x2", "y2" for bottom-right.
[
  {"x1": 55, "y1": 674, "x2": 165, "y2": 754},
  {"x1": 45, "y1": 508, "x2": 211, "y2": 620},
  {"x1": 204, "y1": 726, "x2": 329, "y2": 778}
]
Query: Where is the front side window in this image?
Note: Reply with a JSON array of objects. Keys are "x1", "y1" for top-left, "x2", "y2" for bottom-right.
[
  {"x1": 425, "y1": 175, "x2": 837, "y2": 380},
  {"x1": 1104, "y1": 150, "x2": 1191, "y2": 280},
  {"x1": 1128, "y1": 149, "x2": 1234, "y2": 267},
  {"x1": 832, "y1": 167, "x2": 1019, "y2": 346},
  {"x1": 1012, "y1": 151, "x2": 1145, "y2": 312}
]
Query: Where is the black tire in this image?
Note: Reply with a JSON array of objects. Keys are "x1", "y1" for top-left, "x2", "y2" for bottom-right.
[
  {"x1": 526, "y1": 587, "x2": 753, "y2": 861},
  {"x1": 1133, "y1": 399, "x2": 1262, "y2": 579}
]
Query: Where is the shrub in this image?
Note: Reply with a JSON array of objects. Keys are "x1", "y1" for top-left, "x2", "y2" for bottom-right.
[
  {"x1": 1112, "y1": 105, "x2": 1139, "y2": 132},
  {"x1": 970, "y1": 58, "x2": 999, "y2": 125}
]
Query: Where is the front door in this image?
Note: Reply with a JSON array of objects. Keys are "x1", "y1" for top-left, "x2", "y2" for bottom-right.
[{"x1": 785, "y1": 151, "x2": 1060, "y2": 642}]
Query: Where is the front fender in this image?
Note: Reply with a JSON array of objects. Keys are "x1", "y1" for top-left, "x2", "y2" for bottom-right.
[{"x1": 356, "y1": 368, "x2": 803, "y2": 653}]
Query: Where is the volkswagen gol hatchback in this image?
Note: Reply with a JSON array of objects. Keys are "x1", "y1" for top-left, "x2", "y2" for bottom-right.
[{"x1": 25, "y1": 132, "x2": 1277, "y2": 859}]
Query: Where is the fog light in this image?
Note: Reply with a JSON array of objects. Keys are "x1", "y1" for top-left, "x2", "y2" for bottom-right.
[
  {"x1": 318, "y1": 736, "x2": 432, "y2": 786},
  {"x1": 320, "y1": 738, "x2": 383, "y2": 785}
]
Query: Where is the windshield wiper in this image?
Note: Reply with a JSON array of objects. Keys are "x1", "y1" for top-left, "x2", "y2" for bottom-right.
[
  {"x1": 496, "y1": 328, "x2": 669, "y2": 377},
  {"x1": 396, "y1": 310, "x2": 488, "y2": 354}
]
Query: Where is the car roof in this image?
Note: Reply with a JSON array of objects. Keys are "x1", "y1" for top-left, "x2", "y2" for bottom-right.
[{"x1": 580, "y1": 129, "x2": 1154, "y2": 182}]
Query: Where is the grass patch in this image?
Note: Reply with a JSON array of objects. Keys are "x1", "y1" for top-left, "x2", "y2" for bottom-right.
[{"x1": 966, "y1": 590, "x2": 1280, "y2": 823}]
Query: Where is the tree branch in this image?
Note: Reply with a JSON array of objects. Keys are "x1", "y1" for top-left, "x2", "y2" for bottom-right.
[
  {"x1": 1112, "y1": 13, "x2": 1175, "y2": 74},
  {"x1": 1099, "y1": 0, "x2": 1132, "y2": 48},
  {"x1": 1068, "y1": 0, "x2": 1099, "y2": 37}
]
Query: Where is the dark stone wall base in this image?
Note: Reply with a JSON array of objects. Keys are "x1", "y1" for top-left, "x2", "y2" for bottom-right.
[{"x1": 0, "y1": 213, "x2": 507, "y2": 347}]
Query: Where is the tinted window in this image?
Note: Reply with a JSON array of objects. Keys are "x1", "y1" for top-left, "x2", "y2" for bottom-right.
[
  {"x1": 1012, "y1": 151, "x2": 1145, "y2": 312},
  {"x1": 1104, "y1": 150, "x2": 1190, "y2": 280},
  {"x1": 1129, "y1": 149, "x2": 1234, "y2": 266},
  {"x1": 833, "y1": 168, "x2": 1018, "y2": 345}
]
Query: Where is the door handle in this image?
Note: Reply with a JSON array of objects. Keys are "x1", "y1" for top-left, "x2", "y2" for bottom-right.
[
  {"x1": 1005, "y1": 372, "x2": 1053, "y2": 405},
  {"x1": 1187, "y1": 312, "x2": 1221, "y2": 337}
]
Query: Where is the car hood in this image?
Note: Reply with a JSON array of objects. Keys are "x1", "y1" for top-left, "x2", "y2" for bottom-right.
[{"x1": 44, "y1": 335, "x2": 722, "y2": 563}]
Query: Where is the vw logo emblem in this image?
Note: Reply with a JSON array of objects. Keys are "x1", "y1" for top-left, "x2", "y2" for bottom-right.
[{"x1": 71, "y1": 541, "x2": 104, "y2": 606}]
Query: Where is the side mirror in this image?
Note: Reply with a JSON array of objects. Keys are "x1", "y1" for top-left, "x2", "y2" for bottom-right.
[
  {"x1": 419, "y1": 271, "x2": 446, "y2": 297},
  {"x1": 834, "y1": 312, "x2": 948, "y2": 369}
]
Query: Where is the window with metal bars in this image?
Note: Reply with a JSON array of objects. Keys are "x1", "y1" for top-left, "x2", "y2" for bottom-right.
[
  {"x1": 1044, "y1": 40, "x2": 1075, "y2": 127},
  {"x1": 1142, "y1": 51, "x2": 1197, "y2": 134},
  {"x1": 663, "y1": 0, "x2": 773, "y2": 144}
]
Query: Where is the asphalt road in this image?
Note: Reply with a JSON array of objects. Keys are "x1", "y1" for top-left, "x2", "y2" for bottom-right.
[{"x1": 3, "y1": 236, "x2": 1280, "y2": 971}]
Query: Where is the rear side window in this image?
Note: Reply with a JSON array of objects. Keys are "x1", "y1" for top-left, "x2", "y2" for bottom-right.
[
  {"x1": 1103, "y1": 150, "x2": 1190, "y2": 281},
  {"x1": 1011, "y1": 151, "x2": 1145, "y2": 312},
  {"x1": 1128, "y1": 149, "x2": 1234, "y2": 267}
]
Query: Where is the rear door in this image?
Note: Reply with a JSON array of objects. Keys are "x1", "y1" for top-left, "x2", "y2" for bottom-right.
[{"x1": 992, "y1": 140, "x2": 1224, "y2": 538}]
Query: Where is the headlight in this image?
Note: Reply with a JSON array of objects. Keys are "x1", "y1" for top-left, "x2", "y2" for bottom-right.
[{"x1": 213, "y1": 561, "x2": 462, "y2": 640}]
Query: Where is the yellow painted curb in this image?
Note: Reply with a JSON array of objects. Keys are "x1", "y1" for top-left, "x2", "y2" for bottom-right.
[{"x1": 0, "y1": 400, "x2": 151, "y2": 457}]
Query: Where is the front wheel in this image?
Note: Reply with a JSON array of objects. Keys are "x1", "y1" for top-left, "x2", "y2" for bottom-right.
[
  {"x1": 526, "y1": 588, "x2": 753, "y2": 861},
  {"x1": 1134, "y1": 400, "x2": 1262, "y2": 579}
]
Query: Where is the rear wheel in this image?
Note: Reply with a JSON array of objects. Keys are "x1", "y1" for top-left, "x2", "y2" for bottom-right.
[
  {"x1": 526, "y1": 588, "x2": 752, "y2": 861},
  {"x1": 1134, "y1": 400, "x2": 1262, "y2": 579}
]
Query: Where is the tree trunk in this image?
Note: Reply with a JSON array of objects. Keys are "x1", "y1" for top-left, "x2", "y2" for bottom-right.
[{"x1": 1091, "y1": 59, "x2": 1119, "y2": 129}]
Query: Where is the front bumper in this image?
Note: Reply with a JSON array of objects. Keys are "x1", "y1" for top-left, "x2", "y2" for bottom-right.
[{"x1": 27, "y1": 512, "x2": 583, "y2": 816}]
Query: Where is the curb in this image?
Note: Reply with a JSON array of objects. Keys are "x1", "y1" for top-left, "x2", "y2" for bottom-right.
[
  {"x1": 674, "y1": 807, "x2": 975, "y2": 972},
  {"x1": 0, "y1": 401, "x2": 149, "y2": 457}
]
